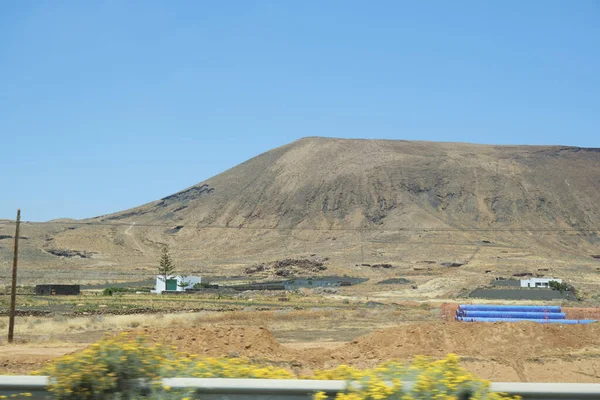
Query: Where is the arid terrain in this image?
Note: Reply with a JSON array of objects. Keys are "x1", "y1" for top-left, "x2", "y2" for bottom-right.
[
  {"x1": 0, "y1": 138, "x2": 599, "y2": 290},
  {"x1": 1, "y1": 138, "x2": 600, "y2": 382},
  {"x1": 3, "y1": 297, "x2": 600, "y2": 383}
]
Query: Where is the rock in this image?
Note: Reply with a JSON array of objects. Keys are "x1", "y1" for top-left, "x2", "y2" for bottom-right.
[
  {"x1": 273, "y1": 258, "x2": 325, "y2": 270},
  {"x1": 312, "y1": 287, "x2": 338, "y2": 295},
  {"x1": 377, "y1": 278, "x2": 411, "y2": 285},
  {"x1": 245, "y1": 264, "x2": 266, "y2": 274},
  {"x1": 245, "y1": 257, "x2": 328, "y2": 277},
  {"x1": 46, "y1": 248, "x2": 95, "y2": 258},
  {"x1": 441, "y1": 262, "x2": 465, "y2": 268},
  {"x1": 168, "y1": 225, "x2": 184, "y2": 234},
  {"x1": 371, "y1": 263, "x2": 393, "y2": 269},
  {"x1": 275, "y1": 268, "x2": 292, "y2": 277},
  {"x1": 0, "y1": 235, "x2": 28, "y2": 240},
  {"x1": 158, "y1": 184, "x2": 214, "y2": 206}
]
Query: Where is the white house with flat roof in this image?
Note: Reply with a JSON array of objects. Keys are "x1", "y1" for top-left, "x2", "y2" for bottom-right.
[
  {"x1": 152, "y1": 275, "x2": 201, "y2": 294},
  {"x1": 520, "y1": 278, "x2": 561, "y2": 288}
]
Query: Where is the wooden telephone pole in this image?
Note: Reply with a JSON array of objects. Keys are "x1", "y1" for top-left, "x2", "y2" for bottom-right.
[{"x1": 8, "y1": 209, "x2": 21, "y2": 343}]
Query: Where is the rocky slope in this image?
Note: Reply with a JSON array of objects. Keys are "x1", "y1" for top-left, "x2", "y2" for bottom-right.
[{"x1": 1, "y1": 137, "x2": 599, "y2": 285}]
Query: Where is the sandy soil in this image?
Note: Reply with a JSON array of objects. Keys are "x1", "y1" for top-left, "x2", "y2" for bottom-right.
[
  {"x1": 135, "y1": 322, "x2": 600, "y2": 382},
  {"x1": 4, "y1": 306, "x2": 600, "y2": 382},
  {"x1": 0, "y1": 345, "x2": 84, "y2": 375}
]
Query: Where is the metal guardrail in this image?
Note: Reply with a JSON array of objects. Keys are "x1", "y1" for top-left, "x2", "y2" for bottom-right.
[
  {"x1": 0, "y1": 376, "x2": 48, "y2": 399},
  {"x1": 2, "y1": 376, "x2": 600, "y2": 399}
]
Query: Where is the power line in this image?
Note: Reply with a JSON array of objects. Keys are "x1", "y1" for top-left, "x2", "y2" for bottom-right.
[{"x1": 0, "y1": 219, "x2": 598, "y2": 233}]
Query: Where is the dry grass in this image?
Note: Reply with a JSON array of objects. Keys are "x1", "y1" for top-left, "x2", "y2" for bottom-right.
[
  {"x1": 0, "y1": 303, "x2": 439, "y2": 346},
  {"x1": 1, "y1": 313, "x2": 193, "y2": 343},
  {"x1": 1, "y1": 309, "x2": 343, "y2": 337}
]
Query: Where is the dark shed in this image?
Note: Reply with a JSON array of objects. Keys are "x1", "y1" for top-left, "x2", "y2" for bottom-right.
[{"x1": 35, "y1": 284, "x2": 80, "y2": 295}]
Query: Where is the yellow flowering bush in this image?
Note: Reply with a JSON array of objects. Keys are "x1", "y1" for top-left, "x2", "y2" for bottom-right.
[
  {"x1": 168, "y1": 356, "x2": 294, "y2": 380},
  {"x1": 40, "y1": 333, "x2": 294, "y2": 399},
  {"x1": 40, "y1": 335, "x2": 519, "y2": 400},
  {"x1": 39, "y1": 333, "x2": 170, "y2": 399},
  {"x1": 313, "y1": 355, "x2": 520, "y2": 400}
]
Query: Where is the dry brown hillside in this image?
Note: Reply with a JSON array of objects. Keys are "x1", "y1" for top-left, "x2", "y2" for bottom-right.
[{"x1": 1, "y1": 137, "x2": 599, "y2": 290}]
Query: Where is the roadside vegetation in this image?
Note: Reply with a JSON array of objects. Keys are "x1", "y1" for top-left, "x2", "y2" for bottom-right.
[{"x1": 39, "y1": 333, "x2": 518, "y2": 400}]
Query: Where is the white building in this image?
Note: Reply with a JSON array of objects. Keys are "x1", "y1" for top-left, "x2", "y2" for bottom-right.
[
  {"x1": 520, "y1": 278, "x2": 562, "y2": 288},
  {"x1": 152, "y1": 275, "x2": 201, "y2": 294}
]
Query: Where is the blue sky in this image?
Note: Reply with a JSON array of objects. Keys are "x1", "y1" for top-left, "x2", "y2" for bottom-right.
[{"x1": 1, "y1": 1, "x2": 598, "y2": 221}]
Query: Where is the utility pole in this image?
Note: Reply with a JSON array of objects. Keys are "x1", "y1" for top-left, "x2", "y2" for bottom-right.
[
  {"x1": 8, "y1": 209, "x2": 21, "y2": 343},
  {"x1": 360, "y1": 229, "x2": 364, "y2": 263}
]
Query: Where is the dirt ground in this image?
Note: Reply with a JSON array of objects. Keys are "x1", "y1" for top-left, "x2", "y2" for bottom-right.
[
  {"x1": 564, "y1": 307, "x2": 600, "y2": 320},
  {"x1": 0, "y1": 345, "x2": 85, "y2": 374},
  {"x1": 4, "y1": 306, "x2": 600, "y2": 382},
  {"x1": 140, "y1": 321, "x2": 600, "y2": 382}
]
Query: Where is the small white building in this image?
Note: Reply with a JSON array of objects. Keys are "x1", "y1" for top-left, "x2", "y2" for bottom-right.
[
  {"x1": 520, "y1": 278, "x2": 562, "y2": 288},
  {"x1": 152, "y1": 275, "x2": 201, "y2": 294}
]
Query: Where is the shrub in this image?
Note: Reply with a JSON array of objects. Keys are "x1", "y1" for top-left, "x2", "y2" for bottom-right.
[
  {"x1": 548, "y1": 280, "x2": 569, "y2": 294},
  {"x1": 313, "y1": 355, "x2": 519, "y2": 399},
  {"x1": 103, "y1": 287, "x2": 135, "y2": 296},
  {"x1": 40, "y1": 335, "x2": 519, "y2": 400},
  {"x1": 168, "y1": 357, "x2": 295, "y2": 380},
  {"x1": 40, "y1": 334, "x2": 293, "y2": 399},
  {"x1": 40, "y1": 333, "x2": 168, "y2": 399},
  {"x1": 193, "y1": 282, "x2": 217, "y2": 289}
]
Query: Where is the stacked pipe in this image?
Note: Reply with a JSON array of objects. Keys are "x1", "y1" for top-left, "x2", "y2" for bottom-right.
[{"x1": 456, "y1": 304, "x2": 596, "y2": 324}]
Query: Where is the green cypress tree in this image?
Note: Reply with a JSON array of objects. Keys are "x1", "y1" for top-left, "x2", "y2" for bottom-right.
[{"x1": 157, "y1": 245, "x2": 176, "y2": 289}]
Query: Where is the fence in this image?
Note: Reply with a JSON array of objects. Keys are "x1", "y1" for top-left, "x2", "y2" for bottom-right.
[{"x1": 2, "y1": 377, "x2": 600, "y2": 399}]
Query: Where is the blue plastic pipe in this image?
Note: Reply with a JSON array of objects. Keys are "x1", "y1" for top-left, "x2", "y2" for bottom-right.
[
  {"x1": 460, "y1": 311, "x2": 566, "y2": 319},
  {"x1": 457, "y1": 317, "x2": 596, "y2": 324},
  {"x1": 458, "y1": 304, "x2": 562, "y2": 312}
]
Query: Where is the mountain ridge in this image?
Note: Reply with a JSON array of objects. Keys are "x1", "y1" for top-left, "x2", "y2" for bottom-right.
[
  {"x1": 1, "y1": 137, "x2": 599, "y2": 286},
  {"x1": 93, "y1": 137, "x2": 600, "y2": 231}
]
